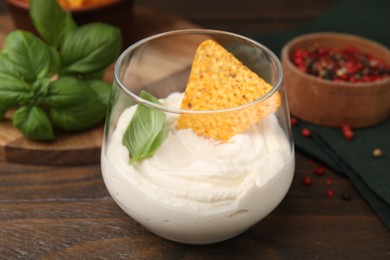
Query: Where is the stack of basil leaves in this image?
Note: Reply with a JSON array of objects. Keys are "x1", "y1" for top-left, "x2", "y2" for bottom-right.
[{"x1": 0, "y1": 0, "x2": 121, "y2": 141}]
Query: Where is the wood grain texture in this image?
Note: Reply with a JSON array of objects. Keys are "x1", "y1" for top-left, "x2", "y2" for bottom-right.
[
  {"x1": 1, "y1": 153, "x2": 389, "y2": 259},
  {"x1": 0, "y1": 2, "x2": 389, "y2": 259},
  {"x1": 1, "y1": 123, "x2": 104, "y2": 166}
]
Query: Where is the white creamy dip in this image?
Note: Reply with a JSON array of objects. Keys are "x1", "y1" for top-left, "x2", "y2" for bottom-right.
[{"x1": 101, "y1": 92, "x2": 295, "y2": 244}]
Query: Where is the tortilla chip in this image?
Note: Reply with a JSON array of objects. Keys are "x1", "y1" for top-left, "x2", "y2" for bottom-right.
[{"x1": 176, "y1": 39, "x2": 281, "y2": 142}]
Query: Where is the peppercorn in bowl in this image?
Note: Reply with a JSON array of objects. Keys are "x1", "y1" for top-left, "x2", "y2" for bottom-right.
[{"x1": 281, "y1": 32, "x2": 390, "y2": 128}]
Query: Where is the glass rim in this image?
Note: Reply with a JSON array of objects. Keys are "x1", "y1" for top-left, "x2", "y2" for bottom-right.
[{"x1": 114, "y1": 29, "x2": 284, "y2": 114}]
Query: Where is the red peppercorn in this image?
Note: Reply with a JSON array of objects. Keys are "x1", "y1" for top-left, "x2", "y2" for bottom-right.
[
  {"x1": 343, "y1": 130, "x2": 354, "y2": 140},
  {"x1": 325, "y1": 189, "x2": 335, "y2": 198},
  {"x1": 313, "y1": 165, "x2": 326, "y2": 176},
  {"x1": 301, "y1": 128, "x2": 312, "y2": 137},
  {"x1": 302, "y1": 176, "x2": 313, "y2": 186},
  {"x1": 291, "y1": 117, "x2": 298, "y2": 126},
  {"x1": 341, "y1": 124, "x2": 354, "y2": 140},
  {"x1": 342, "y1": 124, "x2": 351, "y2": 132},
  {"x1": 325, "y1": 177, "x2": 333, "y2": 185}
]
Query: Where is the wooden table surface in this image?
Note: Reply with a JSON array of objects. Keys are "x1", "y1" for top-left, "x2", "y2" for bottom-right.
[{"x1": 1, "y1": 2, "x2": 389, "y2": 259}]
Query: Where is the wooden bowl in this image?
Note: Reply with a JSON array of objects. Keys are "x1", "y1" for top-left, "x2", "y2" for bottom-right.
[
  {"x1": 5, "y1": 0, "x2": 134, "y2": 46},
  {"x1": 281, "y1": 32, "x2": 390, "y2": 128}
]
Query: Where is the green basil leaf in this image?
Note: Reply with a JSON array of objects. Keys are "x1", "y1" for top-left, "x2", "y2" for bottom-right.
[
  {"x1": 133, "y1": 128, "x2": 165, "y2": 162},
  {"x1": 48, "y1": 45, "x2": 61, "y2": 74},
  {"x1": 32, "y1": 78, "x2": 51, "y2": 104},
  {"x1": 12, "y1": 105, "x2": 54, "y2": 141},
  {"x1": 49, "y1": 100, "x2": 106, "y2": 131},
  {"x1": 85, "y1": 80, "x2": 111, "y2": 106},
  {"x1": 46, "y1": 77, "x2": 106, "y2": 131},
  {"x1": 0, "y1": 76, "x2": 33, "y2": 105},
  {"x1": 122, "y1": 91, "x2": 166, "y2": 163},
  {"x1": 3, "y1": 31, "x2": 51, "y2": 82},
  {"x1": 29, "y1": 0, "x2": 76, "y2": 47},
  {"x1": 45, "y1": 76, "x2": 91, "y2": 108},
  {"x1": 82, "y1": 69, "x2": 105, "y2": 80},
  {"x1": 0, "y1": 53, "x2": 34, "y2": 117},
  {"x1": 63, "y1": 12, "x2": 78, "y2": 36},
  {"x1": 0, "y1": 53, "x2": 20, "y2": 79},
  {"x1": 60, "y1": 23, "x2": 121, "y2": 75}
]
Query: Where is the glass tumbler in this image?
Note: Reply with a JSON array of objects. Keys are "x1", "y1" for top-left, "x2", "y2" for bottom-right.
[{"x1": 101, "y1": 29, "x2": 295, "y2": 244}]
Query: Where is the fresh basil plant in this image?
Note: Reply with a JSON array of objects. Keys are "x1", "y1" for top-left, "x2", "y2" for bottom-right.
[{"x1": 0, "y1": 0, "x2": 122, "y2": 141}]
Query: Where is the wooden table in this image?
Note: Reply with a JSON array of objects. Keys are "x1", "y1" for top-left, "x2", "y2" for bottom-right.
[{"x1": 1, "y1": 4, "x2": 389, "y2": 259}]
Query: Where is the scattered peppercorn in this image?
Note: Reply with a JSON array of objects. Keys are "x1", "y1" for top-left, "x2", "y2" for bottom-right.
[
  {"x1": 341, "y1": 124, "x2": 354, "y2": 140},
  {"x1": 313, "y1": 165, "x2": 326, "y2": 176},
  {"x1": 291, "y1": 117, "x2": 298, "y2": 126},
  {"x1": 291, "y1": 45, "x2": 390, "y2": 83},
  {"x1": 343, "y1": 129, "x2": 354, "y2": 140},
  {"x1": 302, "y1": 162, "x2": 340, "y2": 199},
  {"x1": 325, "y1": 189, "x2": 335, "y2": 198},
  {"x1": 341, "y1": 124, "x2": 351, "y2": 132},
  {"x1": 302, "y1": 176, "x2": 313, "y2": 186},
  {"x1": 325, "y1": 177, "x2": 333, "y2": 185},
  {"x1": 301, "y1": 128, "x2": 312, "y2": 137},
  {"x1": 372, "y1": 148, "x2": 383, "y2": 157}
]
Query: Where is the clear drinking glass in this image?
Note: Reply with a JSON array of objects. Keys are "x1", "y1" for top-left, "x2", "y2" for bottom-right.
[{"x1": 101, "y1": 29, "x2": 295, "y2": 244}]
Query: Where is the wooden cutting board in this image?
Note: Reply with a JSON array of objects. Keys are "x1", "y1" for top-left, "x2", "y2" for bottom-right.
[
  {"x1": 0, "y1": 6, "x2": 199, "y2": 165},
  {"x1": 0, "y1": 121, "x2": 104, "y2": 166}
]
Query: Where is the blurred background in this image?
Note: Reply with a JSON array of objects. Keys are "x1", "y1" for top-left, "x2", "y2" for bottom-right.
[
  {"x1": 131, "y1": 0, "x2": 339, "y2": 35},
  {"x1": 0, "y1": 0, "x2": 339, "y2": 36}
]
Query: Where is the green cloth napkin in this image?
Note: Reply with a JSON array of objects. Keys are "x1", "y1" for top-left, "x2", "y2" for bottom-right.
[
  {"x1": 250, "y1": 0, "x2": 390, "y2": 228},
  {"x1": 293, "y1": 119, "x2": 390, "y2": 229}
]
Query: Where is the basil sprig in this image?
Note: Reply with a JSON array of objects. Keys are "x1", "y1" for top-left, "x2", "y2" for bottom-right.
[
  {"x1": 122, "y1": 91, "x2": 166, "y2": 163},
  {"x1": 0, "y1": 0, "x2": 121, "y2": 141}
]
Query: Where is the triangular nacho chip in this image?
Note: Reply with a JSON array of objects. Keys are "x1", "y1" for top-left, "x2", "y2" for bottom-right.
[{"x1": 176, "y1": 39, "x2": 281, "y2": 142}]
